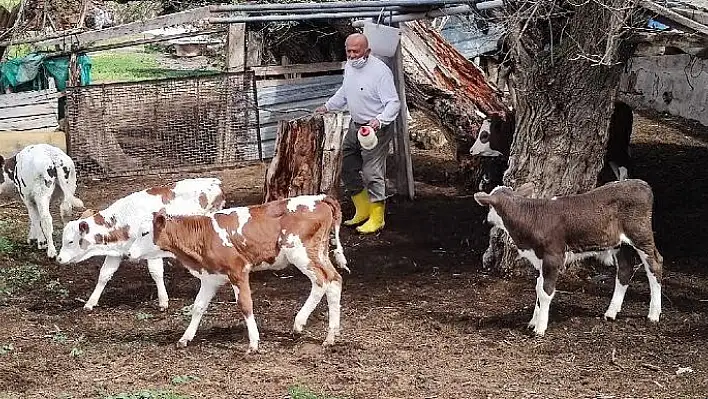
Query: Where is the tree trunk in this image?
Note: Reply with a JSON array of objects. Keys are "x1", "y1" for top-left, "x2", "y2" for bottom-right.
[
  {"x1": 482, "y1": 0, "x2": 639, "y2": 274},
  {"x1": 263, "y1": 112, "x2": 346, "y2": 202},
  {"x1": 400, "y1": 20, "x2": 512, "y2": 183}
]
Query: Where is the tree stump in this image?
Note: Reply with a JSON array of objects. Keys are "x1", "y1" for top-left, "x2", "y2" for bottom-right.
[{"x1": 263, "y1": 112, "x2": 347, "y2": 202}]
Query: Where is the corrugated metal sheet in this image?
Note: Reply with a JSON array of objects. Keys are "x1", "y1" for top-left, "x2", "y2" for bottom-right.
[
  {"x1": 256, "y1": 74, "x2": 346, "y2": 158},
  {"x1": 439, "y1": 15, "x2": 504, "y2": 59}
]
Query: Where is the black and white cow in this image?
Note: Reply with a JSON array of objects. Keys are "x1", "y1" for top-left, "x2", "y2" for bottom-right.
[
  {"x1": 0, "y1": 144, "x2": 85, "y2": 258},
  {"x1": 470, "y1": 102, "x2": 633, "y2": 190}
]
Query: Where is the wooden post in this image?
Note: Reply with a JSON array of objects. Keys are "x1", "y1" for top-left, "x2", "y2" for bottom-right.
[
  {"x1": 226, "y1": 23, "x2": 246, "y2": 72},
  {"x1": 391, "y1": 23, "x2": 415, "y2": 200},
  {"x1": 246, "y1": 30, "x2": 263, "y2": 68}
]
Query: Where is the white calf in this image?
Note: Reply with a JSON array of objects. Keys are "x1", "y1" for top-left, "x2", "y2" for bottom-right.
[
  {"x1": 0, "y1": 144, "x2": 84, "y2": 258},
  {"x1": 56, "y1": 178, "x2": 225, "y2": 311}
]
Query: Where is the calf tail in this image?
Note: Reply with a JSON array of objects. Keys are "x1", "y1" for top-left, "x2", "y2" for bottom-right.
[
  {"x1": 321, "y1": 195, "x2": 350, "y2": 273},
  {"x1": 54, "y1": 159, "x2": 85, "y2": 222}
]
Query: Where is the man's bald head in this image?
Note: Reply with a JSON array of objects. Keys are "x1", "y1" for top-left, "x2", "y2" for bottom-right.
[{"x1": 345, "y1": 33, "x2": 370, "y2": 60}]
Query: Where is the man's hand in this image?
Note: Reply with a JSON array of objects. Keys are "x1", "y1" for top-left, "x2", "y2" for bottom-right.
[
  {"x1": 315, "y1": 105, "x2": 328, "y2": 114},
  {"x1": 368, "y1": 118, "x2": 381, "y2": 130}
]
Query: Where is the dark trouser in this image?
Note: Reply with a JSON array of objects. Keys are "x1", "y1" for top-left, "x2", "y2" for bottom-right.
[{"x1": 341, "y1": 119, "x2": 394, "y2": 202}]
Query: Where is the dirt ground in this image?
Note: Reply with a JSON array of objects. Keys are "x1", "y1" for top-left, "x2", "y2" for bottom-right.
[{"x1": 0, "y1": 111, "x2": 707, "y2": 399}]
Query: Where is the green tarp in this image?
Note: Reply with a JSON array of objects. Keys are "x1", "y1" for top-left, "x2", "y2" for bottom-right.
[{"x1": 0, "y1": 52, "x2": 92, "y2": 93}]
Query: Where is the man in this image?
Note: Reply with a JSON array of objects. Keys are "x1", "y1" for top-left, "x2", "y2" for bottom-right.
[{"x1": 316, "y1": 33, "x2": 401, "y2": 234}]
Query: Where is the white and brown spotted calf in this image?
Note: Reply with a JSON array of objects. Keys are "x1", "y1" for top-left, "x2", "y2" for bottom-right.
[
  {"x1": 56, "y1": 178, "x2": 225, "y2": 311},
  {"x1": 127, "y1": 194, "x2": 349, "y2": 354},
  {"x1": 474, "y1": 179, "x2": 663, "y2": 336},
  {"x1": 0, "y1": 144, "x2": 85, "y2": 258}
]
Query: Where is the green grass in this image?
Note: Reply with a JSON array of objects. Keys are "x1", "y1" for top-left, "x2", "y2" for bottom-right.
[
  {"x1": 89, "y1": 50, "x2": 216, "y2": 83},
  {"x1": 288, "y1": 385, "x2": 345, "y2": 399},
  {"x1": 101, "y1": 390, "x2": 190, "y2": 399},
  {"x1": 0, "y1": 237, "x2": 13, "y2": 255},
  {"x1": 3, "y1": 43, "x2": 32, "y2": 59},
  {"x1": 170, "y1": 375, "x2": 199, "y2": 386},
  {"x1": 0, "y1": 263, "x2": 42, "y2": 299},
  {"x1": 0, "y1": 0, "x2": 20, "y2": 11}
]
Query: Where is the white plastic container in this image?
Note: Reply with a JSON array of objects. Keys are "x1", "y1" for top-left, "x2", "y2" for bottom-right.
[
  {"x1": 357, "y1": 125, "x2": 378, "y2": 150},
  {"x1": 363, "y1": 21, "x2": 401, "y2": 57}
]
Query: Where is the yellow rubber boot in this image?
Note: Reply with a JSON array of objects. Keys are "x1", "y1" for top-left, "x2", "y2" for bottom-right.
[
  {"x1": 357, "y1": 201, "x2": 385, "y2": 234},
  {"x1": 344, "y1": 189, "x2": 371, "y2": 226}
]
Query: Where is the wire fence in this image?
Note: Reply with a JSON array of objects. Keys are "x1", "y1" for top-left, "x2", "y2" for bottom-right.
[{"x1": 65, "y1": 71, "x2": 261, "y2": 180}]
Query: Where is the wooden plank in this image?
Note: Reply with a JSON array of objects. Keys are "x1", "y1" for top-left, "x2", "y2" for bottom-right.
[
  {"x1": 43, "y1": 28, "x2": 226, "y2": 59},
  {"x1": 251, "y1": 61, "x2": 346, "y2": 77},
  {"x1": 673, "y1": 7, "x2": 708, "y2": 26},
  {"x1": 256, "y1": 74, "x2": 343, "y2": 89},
  {"x1": 257, "y1": 85, "x2": 341, "y2": 106},
  {"x1": 391, "y1": 29, "x2": 414, "y2": 200},
  {"x1": 0, "y1": 129, "x2": 66, "y2": 153},
  {"x1": 0, "y1": 103, "x2": 57, "y2": 120},
  {"x1": 0, "y1": 114, "x2": 58, "y2": 131},
  {"x1": 639, "y1": 0, "x2": 708, "y2": 36},
  {"x1": 226, "y1": 23, "x2": 246, "y2": 72},
  {"x1": 35, "y1": 6, "x2": 212, "y2": 48},
  {"x1": 246, "y1": 31, "x2": 263, "y2": 67},
  {"x1": 0, "y1": 28, "x2": 84, "y2": 48},
  {"x1": 0, "y1": 90, "x2": 59, "y2": 108}
]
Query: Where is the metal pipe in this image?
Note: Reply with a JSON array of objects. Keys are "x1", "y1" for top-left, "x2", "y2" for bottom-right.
[
  {"x1": 210, "y1": 0, "x2": 474, "y2": 12},
  {"x1": 227, "y1": 6, "x2": 413, "y2": 15},
  {"x1": 352, "y1": 5, "x2": 471, "y2": 27},
  {"x1": 351, "y1": 2, "x2": 501, "y2": 27},
  {"x1": 476, "y1": 0, "x2": 504, "y2": 10},
  {"x1": 209, "y1": 11, "x2": 405, "y2": 24}
]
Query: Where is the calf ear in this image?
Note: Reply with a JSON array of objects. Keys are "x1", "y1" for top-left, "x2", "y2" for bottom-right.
[
  {"x1": 79, "y1": 221, "x2": 89, "y2": 235},
  {"x1": 80, "y1": 208, "x2": 97, "y2": 218},
  {"x1": 153, "y1": 213, "x2": 166, "y2": 231},
  {"x1": 514, "y1": 182, "x2": 535, "y2": 197},
  {"x1": 473, "y1": 192, "x2": 496, "y2": 207}
]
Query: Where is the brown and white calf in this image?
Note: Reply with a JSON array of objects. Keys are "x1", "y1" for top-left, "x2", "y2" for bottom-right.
[
  {"x1": 474, "y1": 179, "x2": 663, "y2": 336},
  {"x1": 127, "y1": 194, "x2": 349, "y2": 353},
  {"x1": 0, "y1": 144, "x2": 85, "y2": 258},
  {"x1": 57, "y1": 178, "x2": 225, "y2": 311}
]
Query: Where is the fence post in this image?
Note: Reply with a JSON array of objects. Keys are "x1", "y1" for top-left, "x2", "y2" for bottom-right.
[{"x1": 226, "y1": 23, "x2": 247, "y2": 72}]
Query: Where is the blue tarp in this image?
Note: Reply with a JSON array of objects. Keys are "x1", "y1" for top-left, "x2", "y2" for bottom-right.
[{"x1": 0, "y1": 52, "x2": 92, "y2": 93}]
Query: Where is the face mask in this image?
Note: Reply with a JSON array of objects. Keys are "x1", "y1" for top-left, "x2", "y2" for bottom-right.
[{"x1": 348, "y1": 56, "x2": 368, "y2": 69}]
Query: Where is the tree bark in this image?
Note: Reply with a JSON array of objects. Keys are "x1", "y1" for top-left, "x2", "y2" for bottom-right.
[
  {"x1": 400, "y1": 20, "x2": 512, "y2": 182},
  {"x1": 263, "y1": 112, "x2": 345, "y2": 202},
  {"x1": 482, "y1": 0, "x2": 640, "y2": 274}
]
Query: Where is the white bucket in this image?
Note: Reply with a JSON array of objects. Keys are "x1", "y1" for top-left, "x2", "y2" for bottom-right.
[
  {"x1": 357, "y1": 125, "x2": 378, "y2": 150},
  {"x1": 363, "y1": 21, "x2": 401, "y2": 57}
]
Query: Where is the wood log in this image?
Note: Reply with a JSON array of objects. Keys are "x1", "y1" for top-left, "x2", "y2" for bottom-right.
[
  {"x1": 400, "y1": 20, "x2": 512, "y2": 179},
  {"x1": 263, "y1": 112, "x2": 346, "y2": 202}
]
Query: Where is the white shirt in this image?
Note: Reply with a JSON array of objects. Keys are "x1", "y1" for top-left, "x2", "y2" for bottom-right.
[{"x1": 324, "y1": 55, "x2": 401, "y2": 125}]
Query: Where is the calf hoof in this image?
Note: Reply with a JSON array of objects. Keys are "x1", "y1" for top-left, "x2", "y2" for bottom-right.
[
  {"x1": 603, "y1": 311, "x2": 618, "y2": 321},
  {"x1": 37, "y1": 240, "x2": 47, "y2": 250},
  {"x1": 245, "y1": 345, "x2": 259, "y2": 355},
  {"x1": 293, "y1": 320, "x2": 306, "y2": 334},
  {"x1": 158, "y1": 302, "x2": 169, "y2": 312},
  {"x1": 532, "y1": 326, "x2": 547, "y2": 337},
  {"x1": 176, "y1": 339, "x2": 190, "y2": 348},
  {"x1": 83, "y1": 303, "x2": 96, "y2": 311},
  {"x1": 647, "y1": 314, "x2": 661, "y2": 323},
  {"x1": 46, "y1": 248, "x2": 57, "y2": 259}
]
